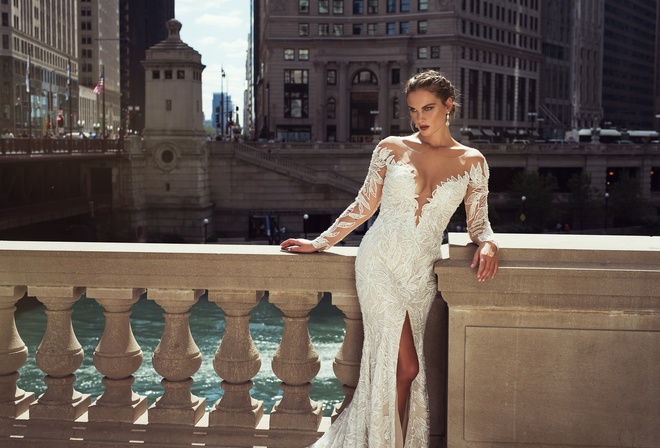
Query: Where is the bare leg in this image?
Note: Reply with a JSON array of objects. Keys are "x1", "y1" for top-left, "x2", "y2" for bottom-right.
[{"x1": 396, "y1": 312, "x2": 419, "y2": 425}]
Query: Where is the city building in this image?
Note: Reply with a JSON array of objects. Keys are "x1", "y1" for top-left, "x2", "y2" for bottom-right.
[
  {"x1": 212, "y1": 91, "x2": 235, "y2": 138},
  {"x1": 0, "y1": 0, "x2": 78, "y2": 137},
  {"x1": 119, "y1": 0, "x2": 175, "y2": 135}
]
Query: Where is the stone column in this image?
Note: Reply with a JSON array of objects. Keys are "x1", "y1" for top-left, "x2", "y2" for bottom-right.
[
  {"x1": 330, "y1": 292, "x2": 363, "y2": 421},
  {"x1": 208, "y1": 290, "x2": 264, "y2": 428},
  {"x1": 378, "y1": 61, "x2": 389, "y2": 140},
  {"x1": 0, "y1": 285, "x2": 35, "y2": 418},
  {"x1": 87, "y1": 287, "x2": 147, "y2": 422},
  {"x1": 148, "y1": 288, "x2": 206, "y2": 425},
  {"x1": 337, "y1": 62, "x2": 349, "y2": 142},
  {"x1": 28, "y1": 286, "x2": 91, "y2": 420},
  {"x1": 268, "y1": 291, "x2": 322, "y2": 430}
]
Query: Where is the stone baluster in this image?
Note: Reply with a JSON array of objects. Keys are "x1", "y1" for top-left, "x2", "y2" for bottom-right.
[
  {"x1": 87, "y1": 287, "x2": 147, "y2": 422},
  {"x1": 0, "y1": 285, "x2": 35, "y2": 418},
  {"x1": 148, "y1": 288, "x2": 206, "y2": 425},
  {"x1": 268, "y1": 290, "x2": 322, "y2": 430},
  {"x1": 207, "y1": 290, "x2": 264, "y2": 428},
  {"x1": 330, "y1": 292, "x2": 363, "y2": 421},
  {"x1": 28, "y1": 286, "x2": 91, "y2": 420}
]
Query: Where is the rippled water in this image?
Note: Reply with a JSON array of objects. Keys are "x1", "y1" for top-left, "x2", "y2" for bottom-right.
[{"x1": 14, "y1": 293, "x2": 346, "y2": 416}]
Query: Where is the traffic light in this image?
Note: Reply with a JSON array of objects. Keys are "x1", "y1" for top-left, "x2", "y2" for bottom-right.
[{"x1": 57, "y1": 115, "x2": 64, "y2": 128}]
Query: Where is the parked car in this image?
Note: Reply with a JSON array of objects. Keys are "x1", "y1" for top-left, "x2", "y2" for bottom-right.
[{"x1": 512, "y1": 139, "x2": 530, "y2": 145}]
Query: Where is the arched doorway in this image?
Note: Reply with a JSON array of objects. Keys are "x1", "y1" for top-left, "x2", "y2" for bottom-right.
[{"x1": 350, "y1": 69, "x2": 379, "y2": 143}]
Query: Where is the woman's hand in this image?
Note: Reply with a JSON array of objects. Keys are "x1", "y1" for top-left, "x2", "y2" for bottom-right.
[
  {"x1": 280, "y1": 238, "x2": 319, "y2": 253},
  {"x1": 470, "y1": 241, "x2": 498, "y2": 282}
]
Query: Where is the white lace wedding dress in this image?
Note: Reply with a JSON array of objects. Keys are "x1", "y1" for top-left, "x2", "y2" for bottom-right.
[{"x1": 310, "y1": 137, "x2": 495, "y2": 448}]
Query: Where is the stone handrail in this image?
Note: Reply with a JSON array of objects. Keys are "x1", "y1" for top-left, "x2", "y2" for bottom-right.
[{"x1": 1, "y1": 235, "x2": 659, "y2": 448}]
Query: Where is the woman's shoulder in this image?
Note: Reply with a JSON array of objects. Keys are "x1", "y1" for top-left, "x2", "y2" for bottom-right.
[{"x1": 455, "y1": 144, "x2": 487, "y2": 164}]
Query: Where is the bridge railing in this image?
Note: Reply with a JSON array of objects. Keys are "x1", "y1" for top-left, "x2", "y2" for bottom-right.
[
  {"x1": 1, "y1": 235, "x2": 658, "y2": 448},
  {"x1": 0, "y1": 138, "x2": 124, "y2": 156}
]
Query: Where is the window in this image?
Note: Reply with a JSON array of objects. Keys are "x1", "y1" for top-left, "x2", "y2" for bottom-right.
[
  {"x1": 327, "y1": 69, "x2": 337, "y2": 85},
  {"x1": 333, "y1": 24, "x2": 344, "y2": 36},
  {"x1": 392, "y1": 97, "x2": 400, "y2": 118},
  {"x1": 319, "y1": 24, "x2": 329, "y2": 36},
  {"x1": 333, "y1": 0, "x2": 344, "y2": 13},
  {"x1": 319, "y1": 0, "x2": 329, "y2": 13},
  {"x1": 81, "y1": 36, "x2": 92, "y2": 44},
  {"x1": 367, "y1": 0, "x2": 378, "y2": 13},
  {"x1": 284, "y1": 49, "x2": 295, "y2": 60},
  {"x1": 418, "y1": 20, "x2": 427, "y2": 34},
  {"x1": 353, "y1": 23, "x2": 362, "y2": 35},
  {"x1": 177, "y1": 70, "x2": 185, "y2": 79},
  {"x1": 81, "y1": 7, "x2": 91, "y2": 16},
  {"x1": 391, "y1": 68, "x2": 400, "y2": 85},
  {"x1": 81, "y1": 21, "x2": 91, "y2": 30},
  {"x1": 431, "y1": 46, "x2": 440, "y2": 58},
  {"x1": 298, "y1": 49, "x2": 309, "y2": 60},
  {"x1": 152, "y1": 70, "x2": 160, "y2": 79},
  {"x1": 387, "y1": 0, "x2": 396, "y2": 13},
  {"x1": 284, "y1": 69, "x2": 309, "y2": 119},
  {"x1": 164, "y1": 70, "x2": 172, "y2": 79},
  {"x1": 386, "y1": 22, "x2": 395, "y2": 35},
  {"x1": 399, "y1": 22, "x2": 409, "y2": 34},
  {"x1": 352, "y1": 70, "x2": 377, "y2": 85},
  {"x1": 1, "y1": 12, "x2": 7, "y2": 26},
  {"x1": 299, "y1": 24, "x2": 309, "y2": 36},
  {"x1": 367, "y1": 23, "x2": 377, "y2": 35},
  {"x1": 299, "y1": 0, "x2": 309, "y2": 13},
  {"x1": 418, "y1": 0, "x2": 428, "y2": 11},
  {"x1": 417, "y1": 47, "x2": 428, "y2": 59},
  {"x1": 327, "y1": 98, "x2": 336, "y2": 119},
  {"x1": 353, "y1": 0, "x2": 364, "y2": 14},
  {"x1": 165, "y1": 99, "x2": 172, "y2": 111},
  {"x1": 2, "y1": 34, "x2": 8, "y2": 50},
  {"x1": 400, "y1": 0, "x2": 410, "y2": 12}
]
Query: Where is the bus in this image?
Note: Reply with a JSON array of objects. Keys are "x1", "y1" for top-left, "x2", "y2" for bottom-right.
[{"x1": 577, "y1": 129, "x2": 659, "y2": 144}]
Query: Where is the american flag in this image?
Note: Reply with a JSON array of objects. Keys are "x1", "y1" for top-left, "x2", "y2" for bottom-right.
[{"x1": 93, "y1": 67, "x2": 104, "y2": 94}]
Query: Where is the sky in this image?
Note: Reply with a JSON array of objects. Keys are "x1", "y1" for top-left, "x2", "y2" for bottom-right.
[{"x1": 174, "y1": 0, "x2": 252, "y2": 122}]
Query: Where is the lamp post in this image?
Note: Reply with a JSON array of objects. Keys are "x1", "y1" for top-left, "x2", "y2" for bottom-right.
[
  {"x1": 203, "y1": 218, "x2": 209, "y2": 244},
  {"x1": 303, "y1": 213, "x2": 309, "y2": 239},
  {"x1": 520, "y1": 195, "x2": 527, "y2": 224},
  {"x1": 221, "y1": 68, "x2": 226, "y2": 141},
  {"x1": 604, "y1": 193, "x2": 609, "y2": 233}
]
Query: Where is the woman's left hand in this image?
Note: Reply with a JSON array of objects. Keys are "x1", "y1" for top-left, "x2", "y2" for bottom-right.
[{"x1": 470, "y1": 241, "x2": 498, "y2": 282}]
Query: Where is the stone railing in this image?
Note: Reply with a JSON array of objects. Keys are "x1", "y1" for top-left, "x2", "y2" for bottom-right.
[{"x1": 1, "y1": 235, "x2": 659, "y2": 448}]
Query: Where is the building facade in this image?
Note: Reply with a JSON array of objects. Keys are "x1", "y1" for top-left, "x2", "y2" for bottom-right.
[{"x1": 0, "y1": 0, "x2": 78, "y2": 137}]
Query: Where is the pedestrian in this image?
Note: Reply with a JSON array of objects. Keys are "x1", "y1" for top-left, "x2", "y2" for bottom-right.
[{"x1": 280, "y1": 70, "x2": 499, "y2": 447}]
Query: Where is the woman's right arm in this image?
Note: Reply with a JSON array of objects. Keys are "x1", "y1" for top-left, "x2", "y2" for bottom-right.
[{"x1": 280, "y1": 144, "x2": 392, "y2": 253}]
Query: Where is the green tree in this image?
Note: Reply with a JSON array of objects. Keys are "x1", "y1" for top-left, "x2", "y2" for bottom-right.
[
  {"x1": 508, "y1": 171, "x2": 558, "y2": 231},
  {"x1": 608, "y1": 170, "x2": 645, "y2": 227},
  {"x1": 566, "y1": 172, "x2": 598, "y2": 231}
]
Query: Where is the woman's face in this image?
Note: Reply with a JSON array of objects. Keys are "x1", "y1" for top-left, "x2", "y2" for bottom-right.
[{"x1": 407, "y1": 88, "x2": 452, "y2": 135}]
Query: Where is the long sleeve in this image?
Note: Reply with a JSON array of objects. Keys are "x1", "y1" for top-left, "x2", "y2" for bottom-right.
[
  {"x1": 312, "y1": 145, "x2": 391, "y2": 250},
  {"x1": 464, "y1": 159, "x2": 497, "y2": 248}
]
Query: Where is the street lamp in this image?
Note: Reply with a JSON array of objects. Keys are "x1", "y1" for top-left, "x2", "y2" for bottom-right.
[
  {"x1": 520, "y1": 195, "x2": 527, "y2": 223},
  {"x1": 203, "y1": 218, "x2": 209, "y2": 243},
  {"x1": 303, "y1": 213, "x2": 309, "y2": 239}
]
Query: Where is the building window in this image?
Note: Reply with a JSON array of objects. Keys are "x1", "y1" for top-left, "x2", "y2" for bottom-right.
[
  {"x1": 284, "y1": 48, "x2": 295, "y2": 60},
  {"x1": 386, "y1": 22, "x2": 396, "y2": 35},
  {"x1": 400, "y1": 0, "x2": 410, "y2": 12},
  {"x1": 387, "y1": 0, "x2": 396, "y2": 13},
  {"x1": 352, "y1": 70, "x2": 377, "y2": 85},
  {"x1": 81, "y1": 7, "x2": 91, "y2": 16},
  {"x1": 327, "y1": 98, "x2": 336, "y2": 119},
  {"x1": 399, "y1": 22, "x2": 409, "y2": 34},
  {"x1": 319, "y1": 0, "x2": 329, "y2": 13},
  {"x1": 353, "y1": 0, "x2": 364, "y2": 14},
  {"x1": 165, "y1": 99, "x2": 172, "y2": 111},
  {"x1": 333, "y1": 0, "x2": 344, "y2": 14},
  {"x1": 431, "y1": 46, "x2": 440, "y2": 58},
  {"x1": 164, "y1": 70, "x2": 172, "y2": 79},
  {"x1": 81, "y1": 21, "x2": 91, "y2": 30},
  {"x1": 2, "y1": 34, "x2": 8, "y2": 50},
  {"x1": 1, "y1": 12, "x2": 8, "y2": 26},
  {"x1": 418, "y1": 0, "x2": 428, "y2": 10},
  {"x1": 333, "y1": 24, "x2": 344, "y2": 36},
  {"x1": 299, "y1": 0, "x2": 309, "y2": 13},
  {"x1": 327, "y1": 69, "x2": 337, "y2": 85},
  {"x1": 319, "y1": 24, "x2": 329, "y2": 36},
  {"x1": 393, "y1": 97, "x2": 400, "y2": 119},
  {"x1": 298, "y1": 49, "x2": 309, "y2": 60},
  {"x1": 152, "y1": 70, "x2": 160, "y2": 79},
  {"x1": 367, "y1": 0, "x2": 378, "y2": 13},
  {"x1": 81, "y1": 36, "x2": 92, "y2": 44},
  {"x1": 417, "y1": 47, "x2": 428, "y2": 59},
  {"x1": 391, "y1": 68, "x2": 400, "y2": 85},
  {"x1": 284, "y1": 69, "x2": 309, "y2": 118},
  {"x1": 177, "y1": 70, "x2": 185, "y2": 79},
  {"x1": 353, "y1": 23, "x2": 362, "y2": 35},
  {"x1": 299, "y1": 24, "x2": 309, "y2": 36},
  {"x1": 367, "y1": 23, "x2": 378, "y2": 35},
  {"x1": 418, "y1": 20, "x2": 427, "y2": 34}
]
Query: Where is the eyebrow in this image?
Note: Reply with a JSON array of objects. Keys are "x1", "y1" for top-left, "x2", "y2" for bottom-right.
[{"x1": 409, "y1": 102, "x2": 437, "y2": 109}]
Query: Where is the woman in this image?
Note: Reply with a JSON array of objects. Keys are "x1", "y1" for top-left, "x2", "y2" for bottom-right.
[{"x1": 280, "y1": 70, "x2": 499, "y2": 447}]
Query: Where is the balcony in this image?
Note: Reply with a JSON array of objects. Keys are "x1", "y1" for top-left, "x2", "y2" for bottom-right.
[{"x1": 1, "y1": 234, "x2": 658, "y2": 448}]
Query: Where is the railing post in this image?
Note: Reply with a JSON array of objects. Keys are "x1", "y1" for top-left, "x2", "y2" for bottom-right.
[
  {"x1": 330, "y1": 292, "x2": 363, "y2": 421},
  {"x1": 87, "y1": 287, "x2": 147, "y2": 422},
  {"x1": 268, "y1": 290, "x2": 323, "y2": 430},
  {"x1": 148, "y1": 288, "x2": 206, "y2": 425},
  {"x1": 0, "y1": 285, "x2": 35, "y2": 418},
  {"x1": 207, "y1": 290, "x2": 264, "y2": 428},
  {"x1": 28, "y1": 286, "x2": 91, "y2": 420}
]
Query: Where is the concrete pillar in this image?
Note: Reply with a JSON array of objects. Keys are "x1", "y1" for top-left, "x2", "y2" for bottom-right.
[
  {"x1": 0, "y1": 285, "x2": 34, "y2": 418},
  {"x1": 268, "y1": 290, "x2": 323, "y2": 430},
  {"x1": 87, "y1": 287, "x2": 147, "y2": 423},
  {"x1": 208, "y1": 289, "x2": 264, "y2": 428},
  {"x1": 28, "y1": 286, "x2": 91, "y2": 420},
  {"x1": 148, "y1": 288, "x2": 205, "y2": 425}
]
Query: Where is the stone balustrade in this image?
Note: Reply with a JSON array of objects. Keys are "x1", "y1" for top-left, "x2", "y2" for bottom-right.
[{"x1": 0, "y1": 235, "x2": 658, "y2": 448}]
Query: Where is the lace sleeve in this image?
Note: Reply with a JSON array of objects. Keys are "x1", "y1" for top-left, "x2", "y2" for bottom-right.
[
  {"x1": 464, "y1": 158, "x2": 497, "y2": 248},
  {"x1": 311, "y1": 145, "x2": 391, "y2": 250}
]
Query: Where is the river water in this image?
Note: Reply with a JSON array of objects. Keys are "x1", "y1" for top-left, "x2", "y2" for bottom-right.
[{"x1": 14, "y1": 293, "x2": 346, "y2": 417}]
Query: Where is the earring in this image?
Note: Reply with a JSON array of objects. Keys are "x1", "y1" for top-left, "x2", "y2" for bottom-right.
[
  {"x1": 445, "y1": 113, "x2": 450, "y2": 127},
  {"x1": 410, "y1": 119, "x2": 418, "y2": 132}
]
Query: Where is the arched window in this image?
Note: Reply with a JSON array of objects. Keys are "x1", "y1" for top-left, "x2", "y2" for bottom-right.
[
  {"x1": 352, "y1": 70, "x2": 378, "y2": 85},
  {"x1": 327, "y1": 98, "x2": 336, "y2": 119}
]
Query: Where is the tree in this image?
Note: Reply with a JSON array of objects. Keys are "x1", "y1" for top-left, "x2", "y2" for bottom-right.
[
  {"x1": 608, "y1": 170, "x2": 645, "y2": 228},
  {"x1": 508, "y1": 171, "x2": 558, "y2": 231},
  {"x1": 566, "y1": 172, "x2": 598, "y2": 231}
]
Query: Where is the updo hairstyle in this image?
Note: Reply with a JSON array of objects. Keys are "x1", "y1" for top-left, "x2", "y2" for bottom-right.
[{"x1": 404, "y1": 70, "x2": 460, "y2": 117}]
